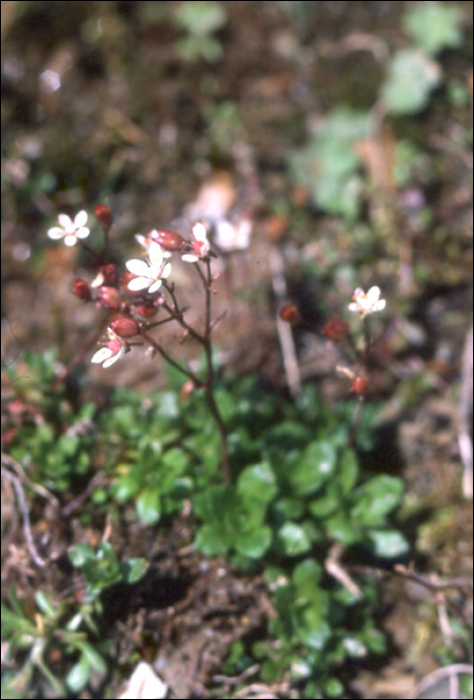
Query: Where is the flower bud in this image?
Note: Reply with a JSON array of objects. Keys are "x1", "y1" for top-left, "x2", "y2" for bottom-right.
[
  {"x1": 73, "y1": 278, "x2": 92, "y2": 302},
  {"x1": 97, "y1": 286, "x2": 123, "y2": 310},
  {"x1": 350, "y1": 376, "x2": 368, "y2": 395},
  {"x1": 101, "y1": 264, "x2": 118, "y2": 285},
  {"x1": 136, "y1": 302, "x2": 157, "y2": 318},
  {"x1": 323, "y1": 318, "x2": 350, "y2": 342},
  {"x1": 94, "y1": 204, "x2": 113, "y2": 232},
  {"x1": 110, "y1": 316, "x2": 139, "y2": 338},
  {"x1": 279, "y1": 303, "x2": 301, "y2": 325},
  {"x1": 179, "y1": 380, "x2": 196, "y2": 402},
  {"x1": 150, "y1": 229, "x2": 186, "y2": 251}
]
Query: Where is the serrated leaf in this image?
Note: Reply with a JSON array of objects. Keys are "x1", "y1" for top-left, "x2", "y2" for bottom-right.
[
  {"x1": 194, "y1": 523, "x2": 231, "y2": 556},
  {"x1": 352, "y1": 475, "x2": 404, "y2": 526},
  {"x1": 237, "y1": 462, "x2": 277, "y2": 506},
  {"x1": 235, "y1": 526, "x2": 272, "y2": 559}
]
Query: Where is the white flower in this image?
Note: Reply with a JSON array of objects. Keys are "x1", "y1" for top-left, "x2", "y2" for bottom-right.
[
  {"x1": 215, "y1": 218, "x2": 252, "y2": 252},
  {"x1": 47, "y1": 210, "x2": 90, "y2": 247},
  {"x1": 348, "y1": 286, "x2": 386, "y2": 315},
  {"x1": 125, "y1": 242, "x2": 172, "y2": 293},
  {"x1": 91, "y1": 328, "x2": 126, "y2": 368},
  {"x1": 182, "y1": 222, "x2": 211, "y2": 263}
]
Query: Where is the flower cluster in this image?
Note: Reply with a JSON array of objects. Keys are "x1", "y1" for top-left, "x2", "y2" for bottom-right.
[{"x1": 46, "y1": 209, "x2": 216, "y2": 370}]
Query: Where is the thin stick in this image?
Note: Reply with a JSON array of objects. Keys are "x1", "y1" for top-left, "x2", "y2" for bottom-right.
[{"x1": 269, "y1": 247, "x2": 301, "y2": 398}]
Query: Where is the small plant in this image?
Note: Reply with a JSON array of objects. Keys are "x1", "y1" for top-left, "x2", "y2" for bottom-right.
[
  {"x1": 289, "y1": 1, "x2": 465, "y2": 217},
  {"x1": 46, "y1": 207, "x2": 233, "y2": 483},
  {"x1": 1, "y1": 545, "x2": 145, "y2": 698},
  {"x1": 173, "y1": 0, "x2": 227, "y2": 63}
]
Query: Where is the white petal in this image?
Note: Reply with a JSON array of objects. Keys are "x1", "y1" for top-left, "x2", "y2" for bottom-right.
[
  {"x1": 182, "y1": 254, "x2": 199, "y2": 263},
  {"x1": 148, "y1": 242, "x2": 164, "y2": 268},
  {"x1": 161, "y1": 262, "x2": 172, "y2": 279},
  {"x1": 76, "y1": 227, "x2": 90, "y2": 239},
  {"x1": 47, "y1": 228, "x2": 65, "y2": 239},
  {"x1": 126, "y1": 259, "x2": 150, "y2": 276},
  {"x1": 348, "y1": 303, "x2": 359, "y2": 312},
  {"x1": 103, "y1": 350, "x2": 123, "y2": 368},
  {"x1": 64, "y1": 235, "x2": 78, "y2": 246},
  {"x1": 91, "y1": 272, "x2": 104, "y2": 287},
  {"x1": 147, "y1": 280, "x2": 163, "y2": 293},
  {"x1": 192, "y1": 222, "x2": 208, "y2": 242},
  {"x1": 374, "y1": 300, "x2": 386, "y2": 311},
  {"x1": 74, "y1": 210, "x2": 88, "y2": 228},
  {"x1": 58, "y1": 214, "x2": 74, "y2": 231},
  {"x1": 128, "y1": 277, "x2": 151, "y2": 291},
  {"x1": 135, "y1": 234, "x2": 149, "y2": 249},
  {"x1": 367, "y1": 286, "x2": 381, "y2": 302},
  {"x1": 91, "y1": 347, "x2": 114, "y2": 364}
]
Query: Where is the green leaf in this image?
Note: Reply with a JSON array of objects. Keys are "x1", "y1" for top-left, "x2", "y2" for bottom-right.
[
  {"x1": 292, "y1": 558, "x2": 323, "y2": 602},
  {"x1": 339, "y1": 450, "x2": 359, "y2": 493},
  {"x1": 296, "y1": 605, "x2": 331, "y2": 650},
  {"x1": 174, "y1": 0, "x2": 227, "y2": 36},
  {"x1": 121, "y1": 558, "x2": 148, "y2": 584},
  {"x1": 272, "y1": 497, "x2": 305, "y2": 521},
  {"x1": 69, "y1": 544, "x2": 95, "y2": 567},
  {"x1": 66, "y1": 654, "x2": 91, "y2": 693},
  {"x1": 326, "y1": 512, "x2": 362, "y2": 545},
  {"x1": 351, "y1": 475, "x2": 404, "y2": 526},
  {"x1": 324, "y1": 676, "x2": 344, "y2": 698},
  {"x1": 34, "y1": 591, "x2": 56, "y2": 617},
  {"x1": 162, "y1": 447, "x2": 188, "y2": 472},
  {"x1": 288, "y1": 108, "x2": 370, "y2": 220},
  {"x1": 382, "y1": 49, "x2": 441, "y2": 115},
  {"x1": 194, "y1": 523, "x2": 231, "y2": 556},
  {"x1": 136, "y1": 487, "x2": 161, "y2": 525},
  {"x1": 288, "y1": 442, "x2": 336, "y2": 496},
  {"x1": 112, "y1": 471, "x2": 141, "y2": 501},
  {"x1": 277, "y1": 522, "x2": 312, "y2": 556},
  {"x1": 404, "y1": 1, "x2": 463, "y2": 54},
  {"x1": 235, "y1": 526, "x2": 272, "y2": 559},
  {"x1": 76, "y1": 642, "x2": 107, "y2": 675},
  {"x1": 368, "y1": 530, "x2": 409, "y2": 558},
  {"x1": 237, "y1": 462, "x2": 277, "y2": 506},
  {"x1": 309, "y1": 492, "x2": 339, "y2": 518}
]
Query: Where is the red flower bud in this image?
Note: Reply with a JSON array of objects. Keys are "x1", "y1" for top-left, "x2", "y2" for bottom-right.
[
  {"x1": 323, "y1": 318, "x2": 350, "y2": 342},
  {"x1": 94, "y1": 204, "x2": 113, "y2": 232},
  {"x1": 279, "y1": 303, "x2": 301, "y2": 325},
  {"x1": 73, "y1": 278, "x2": 92, "y2": 302},
  {"x1": 150, "y1": 229, "x2": 186, "y2": 251},
  {"x1": 350, "y1": 376, "x2": 368, "y2": 395},
  {"x1": 136, "y1": 302, "x2": 157, "y2": 318},
  {"x1": 97, "y1": 286, "x2": 123, "y2": 310},
  {"x1": 110, "y1": 316, "x2": 139, "y2": 338}
]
